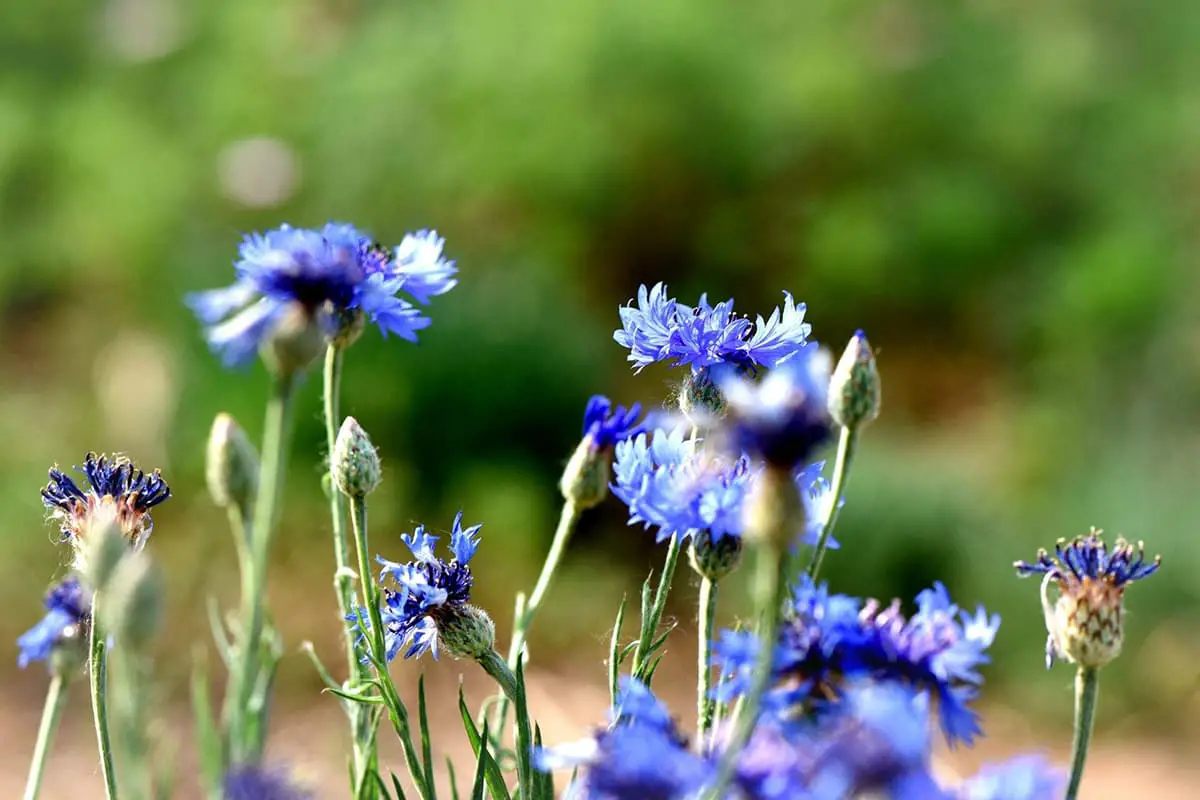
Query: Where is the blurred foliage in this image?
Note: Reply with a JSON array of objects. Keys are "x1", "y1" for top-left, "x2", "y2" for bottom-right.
[{"x1": 1, "y1": 0, "x2": 1199, "y2": 737}]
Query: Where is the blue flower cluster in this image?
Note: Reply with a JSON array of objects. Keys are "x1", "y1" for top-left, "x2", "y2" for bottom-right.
[
  {"x1": 17, "y1": 577, "x2": 91, "y2": 669},
  {"x1": 42, "y1": 452, "x2": 172, "y2": 549},
  {"x1": 358, "y1": 511, "x2": 482, "y2": 661},
  {"x1": 714, "y1": 578, "x2": 1000, "y2": 747},
  {"x1": 615, "y1": 283, "x2": 811, "y2": 374},
  {"x1": 188, "y1": 223, "x2": 457, "y2": 367},
  {"x1": 536, "y1": 676, "x2": 1062, "y2": 799},
  {"x1": 612, "y1": 428, "x2": 838, "y2": 547}
]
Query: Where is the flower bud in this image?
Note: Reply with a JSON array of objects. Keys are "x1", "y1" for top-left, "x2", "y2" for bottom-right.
[
  {"x1": 331, "y1": 307, "x2": 366, "y2": 350},
  {"x1": 206, "y1": 413, "x2": 259, "y2": 514},
  {"x1": 688, "y1": 530, "x2": 744, "y2": 582},
  {"x1": 260, "y1": 301, "x2": 323, "y2": 378},
  {"x1": 560, "y1": 437, "x2": 612, "y2": 510},
  {"x1": 77, "y1": 506, "x2": 130, "y2": 591},
  {"x1": 437, "y1": 604, "x2": 496, "y2": 661},
  {"x1": 102, "y1": 553, "x2": 164, "y2": 654},
  {"x1": 828, "y1": 331, "x2": 880, "y2": 430},
  {"x1": 332, "y1": 416, "x2": 382, "y2": 497},
  {"x1": 743, "y1": 466, "x2": 806, "y2": 552},
  {"x1": 679, "y1": 367, "x2": 728, "y2": 422}
]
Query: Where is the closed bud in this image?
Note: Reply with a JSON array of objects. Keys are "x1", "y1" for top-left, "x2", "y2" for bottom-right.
[
  {"x1": 828, "y1": 330, "x2": 880, "y2": 430},
  {"x1": 560, "y1": 437, "x2": 611, "y2": 510},
  {"x1": 261, "y1": 301, "x2": 323, "y2": 379},
  {"x1": 331, "y1": 307, "x2": 366, "y2": 350},
  {"x1": 679, "y1": 367, "x2": 728, "y2": 422},
  {"x1": 689, "y1": 530, "x2": 744, "y2": 582},
  {"x1": 332, "y1": 416, "x2": 382, "y2": 497},
  {"x1": 438, "y1": 604, "x2": 496, "y2": 660},
  {"x1": 102, "y1": 553, "x2": 164, "y2": 654},
  {"x1": 744, "y1": 466, "x2": 806, "y2": 553},
  {"x1": 77, "y1": 506, "x2": 130, "y2": 591},
  {"x1": 206, "y1": 413, "x2": 259, "y2": 514}
]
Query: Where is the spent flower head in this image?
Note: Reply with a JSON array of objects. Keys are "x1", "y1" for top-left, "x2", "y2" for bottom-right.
[
  {"x1": 187, "y1": 223, "x2": 456, "y2": 368},
  {"x1": 42, "y1": 452, "x2": 171, "y2": 552},
  {"x1": 1015, "y1": 527, "x2": 1160, "y2": 669},
  {"x1": 18, "y1": 576, "x2": 91, "y2": 670}
]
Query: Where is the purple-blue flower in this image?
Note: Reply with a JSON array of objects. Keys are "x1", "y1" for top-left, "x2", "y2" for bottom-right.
[
  {"x1": 18, "y1": 577, "x2": 90, "y2": 668},
  {"x1": 958, "y1": 756, "x2": 1065, "y2": 800},
  {"x1": 223, "y1": 764, "x2": 313, "y2": 800},
  {"x1": 353, "y1": 511, "x2": 482, "y2": 661},
  {"x1": 42, "y1": 452, "x2": 171, "y2": 549},
  {"x1": 614, "y1": 283, "x2": 811, "y2": 374},
  {"x1": 582, "y1": 395, "x2": 645, "y2": 449},
  {"x1": 612, "y1": 428, "x2": 837, "y2": 546},
  {"x1": 188, "y1": 223, "x2": 456, "y2": 367}
]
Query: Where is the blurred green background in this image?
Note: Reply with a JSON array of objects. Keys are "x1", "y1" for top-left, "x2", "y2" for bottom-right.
[{"x1": 2, "y1": 0, "x2": 1199, "y2": 770}]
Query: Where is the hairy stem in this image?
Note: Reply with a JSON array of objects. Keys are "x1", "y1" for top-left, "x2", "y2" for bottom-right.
[
  {"x1": 23, "y1": 674, "x2": 68, "y2": 800},
  {"x1": 1065, "y1": 667, "x2": 1100, "y2": 800},
  {"x1": 90, "y1": 609, "x2": 119, "y2": 800},
  {"x1": 805, "y1": 426, "x2": 858, "y2": 583},
  {"x1": 696, "y1": 576, "x2": 719, "y2": 737}
]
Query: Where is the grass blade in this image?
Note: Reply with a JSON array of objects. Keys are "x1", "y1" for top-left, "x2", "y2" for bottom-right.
[
  {"x1": 458, "y1": 686, "x2": 511, "y2": 800},
  {"x1": 418, "y1": 675, "x2": 438, "y2": 800}
]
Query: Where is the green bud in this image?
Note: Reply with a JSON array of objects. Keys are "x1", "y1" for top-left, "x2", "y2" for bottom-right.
[
  {"x1": 332, "y1": 416, "x2": 382, "y2": 497},
  {"x1": 77, "y1": 506, "x2": 130, "y2": 591},
  {"x1": 688, "y1": 530, "x2": 744, "y2": 582},
  {"x1": 828, "y1": 330, "x2": 880, "y2": 430},
  {"x1": 679, "y1": 367, "x2": 727, "y2": 422},
  {"x1": 438, "y1": 605, "x2": 496, "y2": 660},
  {"x1": 260, "y1": 301, "x2": 323, "y2": 378},
  {"x1": 560, "y1": 436, "x2": 611, "y2": 510},
  {"x1": 744, "y1": 466, "x2": 806, "y2": 552},
  {"x1": 102, "y1": 553, "x2": 164, "y2": 653},
  {"x1": 331, "y1": 307, "x2": 366, "y2": 350},
  {"x1": 205, "y1": 412, "x2": 259, "y2": 514}
]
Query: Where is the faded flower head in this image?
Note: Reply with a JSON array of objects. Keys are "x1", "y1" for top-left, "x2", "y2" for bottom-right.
[
  {"x1": 42, "y1": 453, "x2": 171, "y2": 551},
  {"x1": 18, "y1": 577, "x2": 91, "y2": 670},
  {"x1": 187, "y1": 223, "x2": 457, "y2": 368},
  {"x1": 614, "y1": 283, "x2": 811, "y2": 375},
  {"x1": 353, "y1": 511, "x2": 483, "y2": 661},
  {"x1": 1015, "y1": 527, "x2": 1160, "y2": 669}
]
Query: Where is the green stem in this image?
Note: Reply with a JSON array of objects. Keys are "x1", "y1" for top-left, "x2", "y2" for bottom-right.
[
  {"x1": 631, "y1": 533, "x2": 683, "y2": 680},
  {"x1": 696, "y1": 577, "x2": 718, "y2": 737},
  {"x1": 23, "y1": 674, "x2": 68, "y2": 800},
  {"x1": 702, "y1": 546, "x2": 787, "y2": 800},
  {"x1": 89, "y1": 609, "x2": 119, "y2": 800},
  {"x1": 1065, "y1": 667, "x2": 1100, "y2": 800},
  {"x1": 227, "y1": 375, "x2": 298, "y2": 763},
  {"x1": 491, "y1": 500, "x2": 582, "y2": 739},
  {"x1": 805, "y1": 426, "x2": 858, "y2": 583},
  {"x1": 477, "y1": 650, "x2": 533, "y2": 800}
]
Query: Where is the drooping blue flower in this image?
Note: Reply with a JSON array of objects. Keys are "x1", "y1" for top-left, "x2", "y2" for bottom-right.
[
  {"x1": 1015, "y1": 528, "x2": 1160, "y2": 669},
  {"x1": 188, "y1": 223, "x2": 456, "y2": 367},
  {"x1": 582, "y1": 395, "x2": 645, "y2": 449},
  {"x1": 612, "y1": 428, "x2": 837, "y2": 546},
  {"x1": 722, "y1": 345, "x2": 833, "y2": 469},
  {"x1": 353, "y1": 511, "x2": 481, "y2": 661},
  {"x1": 615, "y1": 283, "x2": 811, "y2": 374},
  {"x1": 713, "y1": 578, "x2": 1000, "y2": 747},
  {"x1": 957, "y1": 755, "x2": 1065, "y2": 800},
  {"x1": 42, "y1": 452, "x2": 171, "y2": 549},
  {"x1": 222, "y1": 764, "x2": 313, "y2": 800},
  {"x1": 18, "y1": 577, "x2": 91, "y2": 668}
]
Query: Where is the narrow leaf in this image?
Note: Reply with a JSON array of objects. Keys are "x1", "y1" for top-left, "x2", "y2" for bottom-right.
[{"x1": 458, "y1": 686, "x2": 511, "y2": 800}]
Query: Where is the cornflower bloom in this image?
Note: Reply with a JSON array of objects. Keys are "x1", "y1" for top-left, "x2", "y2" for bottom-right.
[
  {"x1": 356, "y1": 511, "x2": 484, "y2": 661},
  {"x1": 713, "y1": 578, "x2": 1000, "y2": 747},
  {"x1": 561, "y1": 395, "x2": 645, "y2": 510},
  {"x1": 188, "y1": 223, "x2": 456, "y2": 367},
  {"x1": 1015, "y1": 528, "x2": 1160, "y2": 669},
  {"x1": 17, "y1": 577, "x2": 91, "y2": 669},
  {"x1": 42, "y1": 452, "x2": 171, "y2": 552},
  {"x1": 223, "y1": 764, "x2": 313, "y2": 800}
]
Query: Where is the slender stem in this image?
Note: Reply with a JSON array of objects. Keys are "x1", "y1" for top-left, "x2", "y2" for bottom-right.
[
  {"x1": 1065, "y1": 667, "x2": 1100, "y2": 800},
  {"x1": 631, "y1": 533, "x2": 683, "y2": 679},
  {"x1": 491, "y1": 500, "x2": 582, "y2": 738},
  {"x1": 89, "y1": 609, "x2": 119, "y2": 800},
  {"x1": 696, "y1": 577, "x2": 718, "y2": 737},
  {"x1": 477, "y1": 650, "x2": 533, "y2": 800},
  {"x1": 228, "y1": 375, "x2": 297, "y2": 762},
  {"x1": 702, "y1": 546, "x2": 787, "y2": 800},
  {"x1": 805, "y1": 426, "x2": 858, "y2": 583},
  {"x1": 23, "y1": 674, "x2": 69, "y2": 800}
]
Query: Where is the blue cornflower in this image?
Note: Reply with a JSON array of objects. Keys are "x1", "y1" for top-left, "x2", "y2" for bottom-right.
[
  {"x1": 18, "y1": 577, "x2": 90, "y2": 669},
  {"x1": 713, "y1": 578, "x2": 1000, "y2": 747},
  {"x1": 42, "y1": 452, "x2": 171, "y2": 550},
  {"x1": 957, "y1": 756, "x2": 1065, "y2": 800},
  {"x1": 223, "y1": 764, "x2": 313, "y2": 800},
  {"x1": 583, "y1": 395, "x2": 645, "y2": 449},
  {"x1": 188, "y1": 223, "x2": 456, "y2": 367},
  {"x1": 357, "y1": 511, "x2": 482, "y2": 661},
  {"x1": 615, "y1": 283, "x2": 811, "y2": 374},
  {"x1": 612, "y1": 428, "x2": 837, "y2": 546},
  {"x1": 1015, "y1": 528, "x2": 1160, "y2": 669},
  {"x1": 722, "y1": 345, "x2": 833, "y2": 469}
]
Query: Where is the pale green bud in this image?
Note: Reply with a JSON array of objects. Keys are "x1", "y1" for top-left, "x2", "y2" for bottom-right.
[
  {"x1": 261, "y1": 301, "x2": 323, "y2": 378},
  {"x1": 679, "y1": 367, "x2": 727, "y2": 422},
  {"x1": 205, "y1": 412, "x2": 259, "y2": 514},
  {"x1": 689, "y1": 530, "x2": 744, "y2": 582},
  {"x1": 828, "y1": 330, "x2": 880, "y2": 430},
  {"x1": 560, "y1": 436, "x2": 611, "y2": 510},
  {"x1": 438, "y1": 605, "x2": 496, "y2": 660},
  {"x1": 332, "y1": 416, "x2": 382, "y2": 497}
]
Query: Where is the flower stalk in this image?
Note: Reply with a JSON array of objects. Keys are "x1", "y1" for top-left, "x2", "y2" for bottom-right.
[
  {"x1": 89, "y1": 607, "x2": 119, "y2": 800},
  {"x1": 696, "y1": 575, "x2": 718, "y2": 736},
  {"x1": 1065, "y1": 666, "x2": 1099, "y2": 800},
  {"x1": 805, "y1": 426, "x2": 858, "y2": 583},
  {"x1": 23, "y1": 674, "x2": 68, "y2": 800}
]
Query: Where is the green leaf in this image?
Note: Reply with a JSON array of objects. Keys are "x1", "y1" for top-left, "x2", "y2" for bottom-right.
[
  {"x1": 205, "y1": 597, "x2": 233, "y2": 669},
  {"x1": 391, "y1": 772, "x2": 409, "y2": 800},
  {"x1": 511, "y1": 657, "x2": 536, "y2": 800},
  {"x1": 532, "y1": 725, "x2": 553, "y2": 800},
  {"x1": 188, "y1": 652, "x2": 224, "y2": 800},
  {"x1": 447, "y1": 757, "x2": 461, "y2": 800},
  {"x1": 458, "y1": 686, "x2": 511, "y2": 800},
  {"x1": 608, "y1": 594, "x2": 627, "y2": 706},
  {"x1": 469, "y1": 728, "x2": 490, "y2": 800},
  {"x1": 418, "y1": 675, "x2": 438, "y2": 800}
]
